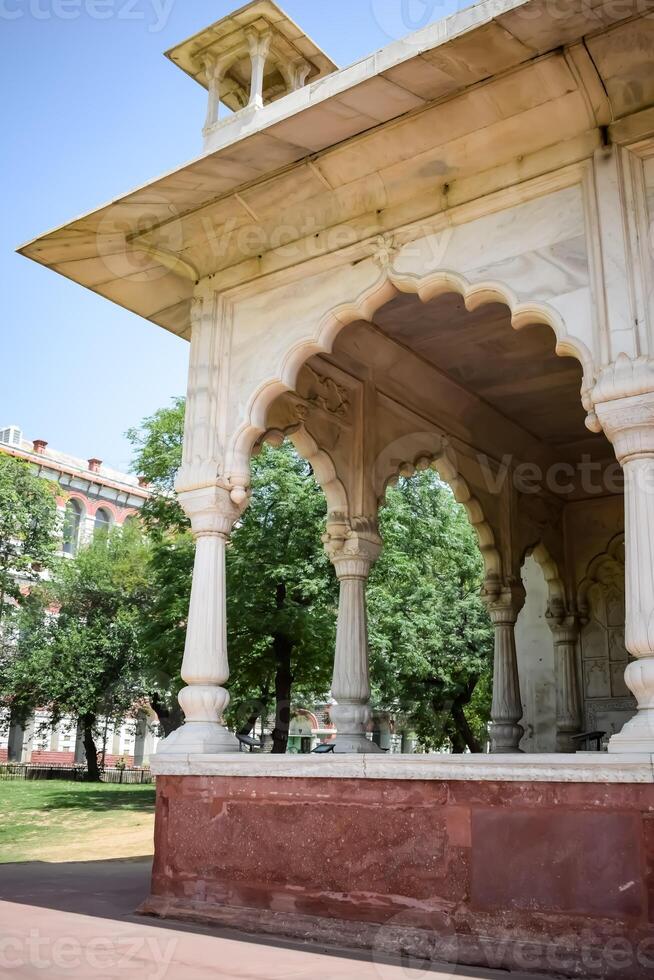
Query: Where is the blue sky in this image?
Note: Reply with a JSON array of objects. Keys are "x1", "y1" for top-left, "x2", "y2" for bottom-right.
[{"x1": 2, "y1": 0, "x2": 466, "y2": 471}]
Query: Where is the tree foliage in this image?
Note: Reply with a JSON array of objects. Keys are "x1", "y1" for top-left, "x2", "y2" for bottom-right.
[
  {"x1": 126, "y1": 398, "x2": 188, "y2": 534},
  {"x1": 128, "y1": 403, "x2": 336, "y2": 751},
  {"x1": 3, "y1": 525, "x2": 151, "y2": 779},
  {"x1": 369, "y1": 473, "x2": 493, "y2": 750},
  {"x1": 0, "y1": 452, "x2": 59, "y2": 635},
  {"x1": 128, "y1": 399, "x2": 493, "y2": 753},
  {"x1": 226, "y1": 443, "x2": 337, "y2": 751}
]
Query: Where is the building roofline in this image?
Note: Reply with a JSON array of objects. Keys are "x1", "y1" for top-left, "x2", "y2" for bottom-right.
[
  {"x1": 17, "y1": 0, "x2": 652, "y2": 339},
  {"x1": 0, "y1": 444, "x2": 150, "y2": 500}
]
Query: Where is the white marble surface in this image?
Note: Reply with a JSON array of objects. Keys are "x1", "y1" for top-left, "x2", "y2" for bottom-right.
[{"x1": 151, "y1": 751, "x2": 654, "y2": 783}]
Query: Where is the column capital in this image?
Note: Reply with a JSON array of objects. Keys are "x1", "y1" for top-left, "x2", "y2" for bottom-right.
[
  {"x1": 483, "y1": 585, "x2": 525, "y2": 625},
  {"x1": 546, "y1": 601, "x2": 579, "y2": 645},
  {"x1": 548, "y1": 618, "x2": 579, "y2": 647},
  {"x1": 323, "y1": 519, "x2": 381, "y2": 580},
  {"x1": 245, "y1": 25, "x2": 273, "y2": 59},
  {"x1": 586, "y1": 356, "x2": 654, "y2": 463},
  {"x1": 177, "y1": 485, "x2": 245, "y2": 538}
]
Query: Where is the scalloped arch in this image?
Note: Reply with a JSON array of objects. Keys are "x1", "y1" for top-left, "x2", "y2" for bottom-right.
[
  {"x1": 529, "y1": 542, "x2": 566, "y2": 604},
  {"x1": 253, "y1": 423, "x2": 349, "y2": 522},
  {"x1": 375, "y1": 438, "x2": 502, "y2": 580},
  {"x1": 231, "y1": 265, "x2": 593, "y2": 473}
]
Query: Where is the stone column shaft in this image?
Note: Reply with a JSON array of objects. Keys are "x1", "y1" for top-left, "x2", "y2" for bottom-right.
[
  {"x1": 202, "y1": 56, "x2": 225, "y2": 130},
  {"x1": 591, "y1": 365, "x2": 654, "y2": 753},
  {"x1": 157, "y1": 486, "x2": 242, "y2": 755},
  {"x1": 324, "y1": 523, "x2": 382, "y2": 754},
  {"x1": 549, "y1": 617, "x2": 582, "y2": 753},
  {"x1": 487, "y1": 588, "x2": 525, "y2": 754},
  {"x1": 246, "y1": 29, "x2": 272, "y2": 109},
  {"x1": 610, "y1": 455, "x2": 654, "y2": 751}
]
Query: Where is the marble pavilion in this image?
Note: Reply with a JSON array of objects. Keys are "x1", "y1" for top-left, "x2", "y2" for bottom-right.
[{"x1": 20, "y1": 1, "x2": 654, "y2": 975}]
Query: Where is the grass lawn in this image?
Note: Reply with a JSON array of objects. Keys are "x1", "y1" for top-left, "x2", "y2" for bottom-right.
[{"x1": 0, "y1": 779, "x2": 155, "y2": 864}]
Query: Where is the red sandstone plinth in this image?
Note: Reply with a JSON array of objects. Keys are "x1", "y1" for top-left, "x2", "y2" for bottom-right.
[{"x1": 141, "y1": 774, "x2": 654, "y2": 979}]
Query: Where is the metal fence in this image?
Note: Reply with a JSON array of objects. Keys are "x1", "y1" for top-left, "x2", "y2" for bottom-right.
[{"x1": 0, "y1": 763, "x2": 153, "y2": 784}]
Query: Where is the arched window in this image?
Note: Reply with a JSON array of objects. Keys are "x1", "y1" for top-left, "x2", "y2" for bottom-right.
[
  {"x1": 94, "y1": 508, "x2": 111, "y2": 536},
  {"x1": 63, "y1": 499, "x2": 83, "y2": 556}
]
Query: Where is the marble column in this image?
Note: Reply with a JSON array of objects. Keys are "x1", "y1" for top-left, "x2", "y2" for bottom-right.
[
  {"x1": 548, "y1": 613, "x2": 582, "y2": 753},
  {"x1": 487, "y1": 588, "x2": 525, "y2": 753},
  {"x1": 202, "y1": 55, "x2": 227, "y2": 130},
  {"x1": 246, "y1": 28, "x2": 272, "y2": 109},
  {"x1": 324, "y1": 522, "x2": 382, "y2": 753},
  {"x1": 591, "y1": 369, "x2": 654, "y2": 753},
  {"x1": 157, "y1": 486, "x2": 242, "y2": 755}
]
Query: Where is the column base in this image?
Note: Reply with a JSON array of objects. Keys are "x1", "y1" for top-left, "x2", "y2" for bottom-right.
[
  {"x1": 155, "y1": 721, "x2": 240, "y2": 756},
  {"x1": 608, "y1": 714, "x2": 654, "y2": 754},
  {"x1": 489, "y1": 722, "x2": 524, "y2": 754},
  {"x1": 333, "y1": 734, "x2": 384, "y2": 754}
]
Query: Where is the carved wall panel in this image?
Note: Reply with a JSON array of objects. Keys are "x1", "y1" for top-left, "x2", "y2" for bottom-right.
[{"x1": 579, "y1": 537, "x2": 636, "y2": 736}]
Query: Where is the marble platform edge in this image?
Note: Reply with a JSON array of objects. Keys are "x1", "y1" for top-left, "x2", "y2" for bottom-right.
[{"x1": 150, "y1": 752, "x2": 654, "y2": 783}]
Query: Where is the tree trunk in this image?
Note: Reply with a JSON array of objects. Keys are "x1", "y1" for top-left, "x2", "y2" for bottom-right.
[
  {"x1": 429, "y1": 688, "x2": 452, "y2": 748},
  {"x1": 81, "y1": 713, "x2": 101, "y2": 781},
  {"x1": 447, "y1": 718, "x2": 467, "y2": 754},
  {"x1": 271, "y1": 635, "x2": 293, "y2": 754},
  {"x1": 451, "y1": 699, "x2": 483, "y2": 753},
  {"x1": 150, "y1": 692, "x2": 184, "y2": 738},
  {"x1": 238, "y1": 707, "x2": 264, "y2": 738},
  {"x1": 450, "y1": 677, "x2": 483, "y2": 754},
  {"x1": 270, "y1": 582, "x2": 293, "y2": 755}
]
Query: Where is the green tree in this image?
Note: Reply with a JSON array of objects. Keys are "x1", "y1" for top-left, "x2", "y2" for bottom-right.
[
  {"x1": 0, "y1": 452, "x2": 59, "y2": 636},
  {"x1": 128, "y1": 404, "x2": 337, "y2": 751},
  {"x1": 226, "y1": 442, "x2": 337, "y2": 752},
  {"x1": 126, "y1": 398, "x2": 187, "y2": 533},
  {"x1": 129, "y1": 401, "x2": 493, "y2": 754},
  {"x1": 4, "y1": 524, "x2": 151, "y2": 780},
  {"x1": 369, "y1": 472, "x2": 493, "y2": 752},
  {"x1": 127, "y1": 400, "x2": 191, "y2": 733}
]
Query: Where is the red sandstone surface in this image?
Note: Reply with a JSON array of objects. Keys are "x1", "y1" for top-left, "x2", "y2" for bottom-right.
[{"x1": 145, "y1": 775, "x2": 654, "y2": 980}]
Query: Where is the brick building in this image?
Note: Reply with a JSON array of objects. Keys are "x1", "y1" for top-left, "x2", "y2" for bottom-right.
[{"x1": 0, "y1": 424, "x2": 159, "y2": 766}]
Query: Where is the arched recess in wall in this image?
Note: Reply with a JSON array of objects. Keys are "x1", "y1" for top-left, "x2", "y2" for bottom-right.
[
  {"x1": 62, "y1": 497, "x2": 85, "y2": 556},
  {"x1": 576, "y1": 533, "x2": 632, "y2": 717},
  {"x1": 94, "y1": 507, "x2": 113, "y2": 535},
  {"x1": 577, "y1": 533, "x2": 625, "y2": 617}
]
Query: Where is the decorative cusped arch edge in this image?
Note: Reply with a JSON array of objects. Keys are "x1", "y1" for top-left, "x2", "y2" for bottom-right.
[
  {"x1": 529, "y1": 542, "x2": 566, "y2": 607},
  {"x1": 253, "y1": 422, "x2": 349, "y2": 524},
  {"x1": 372, "y1": 434, "x2": 502, "y2": 581},
  {"x1": 229, "y1": 264, "x2": 595, "y2": 489}
]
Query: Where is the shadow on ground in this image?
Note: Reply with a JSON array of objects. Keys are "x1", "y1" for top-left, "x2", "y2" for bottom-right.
[
  {"x1": 38, "y1": 787, "x2": 155, "y2": 813},
  {"x1": 0, "y1": 858, "x2": 555, "y2": 980},
  {"x1": 0, "y1": 856, "x2": 154, "y2": 920}
]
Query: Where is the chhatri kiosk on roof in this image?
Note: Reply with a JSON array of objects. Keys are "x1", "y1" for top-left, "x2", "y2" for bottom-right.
[{"x1": 19, "y1": 1, "x2": 654, "y2": 973}]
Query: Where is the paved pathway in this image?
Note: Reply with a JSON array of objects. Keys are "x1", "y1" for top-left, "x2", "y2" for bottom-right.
[{"x1": 0, "y1": 860, "x2": 552, "y2": 980}]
